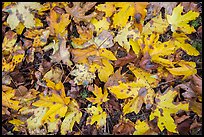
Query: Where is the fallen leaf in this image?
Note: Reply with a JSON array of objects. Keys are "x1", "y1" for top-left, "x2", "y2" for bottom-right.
[
  {"x1": 86, "y1": 105, "x2": 107, "y2": 128},
  {"x1": 114, "y1": 22, "x2": 140, "y2": 52},
  {"x1": 149, "y1": 89, "x2": 189, "y2": 133},
  {"x1": 61, "y1": 99, "x2": 82, "y2": 134},
  {"x1": 113, "y1": 118, "x2": 135, "y2": 135},
  {"x1": 51, "y1": 37, "x2": 73, "y2": 66},
  {"x1": 4, "y1": 2, "x2": 43, "y2": 30},
  {"x1": 167, "y1": 4, "x2": 199, "y2": 34},
  {"x1": 86, "y1": 85, "x2": 109, "y2": 105},
  {"x1": 142, "y1": 13, "x2": 169, "y2": 35},
  {"x1": 133, "y1": 120, "x2": 150, "y2": 135}
]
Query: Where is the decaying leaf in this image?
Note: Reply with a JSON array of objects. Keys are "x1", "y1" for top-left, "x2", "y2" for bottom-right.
[
  {"x1": 150, "y1": 2, "x2": 178, "y2": 15},
  {"x1": 65, "y1": 2, "x2": 97, "y2": 23},
  {"x1": 4, "y1": 2, "x2": 43, "y2": 30},
  {"x1": 51, "y1": 37, "x2": 73, "y2": 66},
  {"x1": 43, "y1": 67, "x2": 63, "y2": 83},
  {"x1": 47, "y1": 9, "x2": 71, "y2": 37},
  {"x1": 113, "y1": 118, "x2": 135, "y2": 135},
  {"x1": 9, "y1": 119, "x2": 25, "y2": 132},
  {"x1": 70, "y1": 64, "x2": 96, "y2": 85}
]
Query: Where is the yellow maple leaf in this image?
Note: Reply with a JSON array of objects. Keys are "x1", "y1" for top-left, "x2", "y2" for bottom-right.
[
  {"x1": 32, "y1": 93, "x2": 70, "y2": 122},
  {"x1": 142, "y1": 13, "x2": 169, "y2": 35},
  {"x1": 96, "y1": 2, "x2": 116, "y2": 17},
  {"x1": 136, "y1": 33, "x2": 175, "y2": 67},
  {"x1": 91, "y1": 17, "x2": 110, "y2": 35},
  {"x1": 89, "y1": 58, "x2": 114, "y2": 82},
  {"x1": 171, "y1": 32, "x2": 200, "y2": 56},
  {"x1": 9, "y1": 119, "x2": 25, "y2": 131},
  {"x1": 149, "y1": 89, "x2": 189, "y2": 133},
  {"x1": 4, "y1": 2, "x2": 43, "y2": 30},
  {"x1": 47, "y1": 10, "x2": 71, "y2": 37},
  {"x1": 32, "y1": 80, "x2": 70, "y2": 122},
  {"x1": 61, "y1": 99, "x2": 82, "y2": 134},
  {"x1": 86, "y1": 85, "x2": 109, "y2": 105},
  {"x1": 108, "y1": 81, "x2": 146, "y2": 99},
  {"x1": 2, "y1": 30, "x2": 17, "y2": 54},
  {"x1": 133, "y1": 120, "x2": 150, "y2": 135},
  {"x1": 114, "y1": 22, "x2": 140, "y2": 52},
  {"x1": 21, "y1": 107, "x2": 48, "y2": 131},
  {"x1": 86, "y1": 105, "x2": 107, "y2": 128},
  {"x1": 129, "y1": 65, "x2": 159, "y2": 88},
  {"x1": 2, "y1": 85, "x2": 20, "y2": 112},
  {"x1": 167, "y1": 4, "x2": 199, "y2": 34},
  {"x1": 166, "y1": 60, "x2": 197, "y2": 80},
  {"x1": 122, "y1": 95, "x2": 143, "y2": 115}
]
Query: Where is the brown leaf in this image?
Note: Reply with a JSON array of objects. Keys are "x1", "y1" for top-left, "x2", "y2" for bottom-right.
[
  {"x1": 115, "y1": 50, "x2": 137, "y2": 67},
  {"x1": 181, "y1": 2, "x2": 201, "y2": 13},
  {"x1": 177, "y1": 119, "x2": 193, "y2": 135},
  {"x1": 113, "y1": 119, "x2": 135, "y2": 135},
  {"x1": 105, "y1": 67, "x2": 127, "y2": 87},
  {"x1": 51, "y1": 37, "x2": 73, "y2": 66},
  {"x1": 189, "y1": 74, "x2": 202, "y2": 96},
  {"x1": 150, "y1": 2, "x2": 178, "y2": 15},
  {"x1": 197, "y1": 26, "x2": 202, "y2": 38},
  {"x1": 65, "y1": 2, "x2": 97, "y2": 23},
  {"x1": 174, "y1": 115, "x2": 190, "y2": 124},
  {"x1": 139, "y1": 52, "x2": 158, "y2": 72},
  {"x1": 189, "y1": 100, "x2": 202, "y2": 117},
  {"x1": 175, "y1": 83, "x2": 197, "y2": 99}
]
